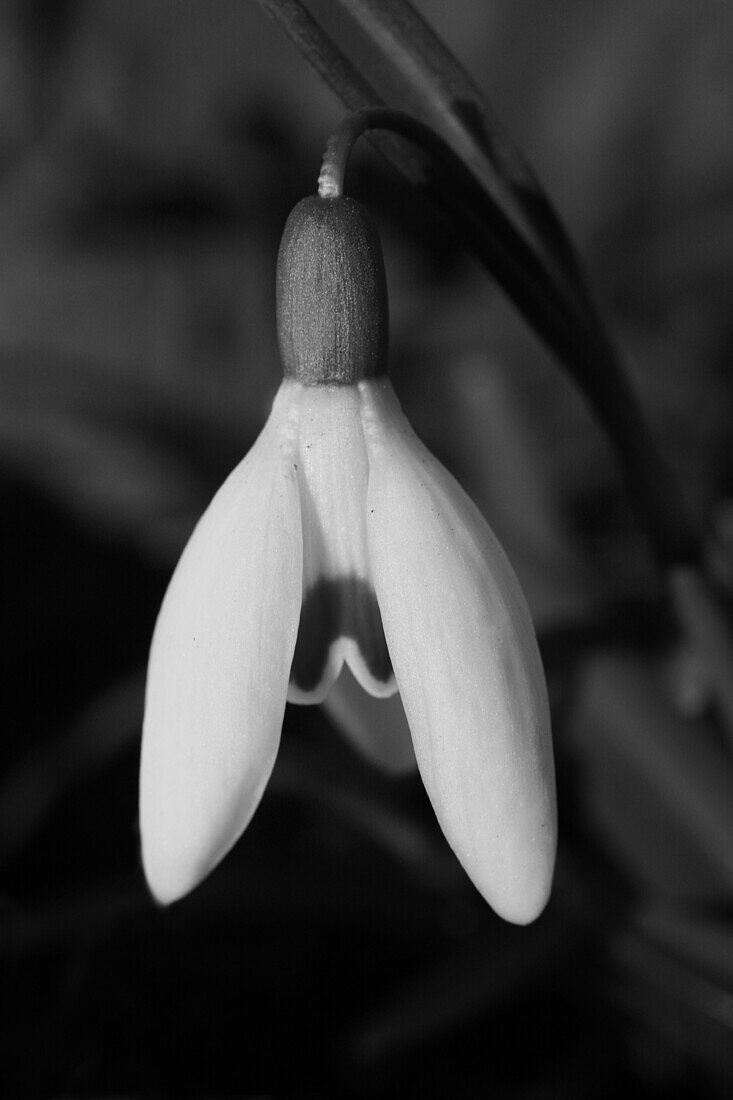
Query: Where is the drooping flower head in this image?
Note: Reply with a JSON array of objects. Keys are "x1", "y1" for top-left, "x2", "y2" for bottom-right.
[{"x1": 140, "y1": 189, "x2": 556, "y2": 925}]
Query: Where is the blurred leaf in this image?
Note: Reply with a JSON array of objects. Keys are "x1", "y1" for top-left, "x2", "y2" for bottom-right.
[
  {"x1": 611, "y1": 918, "x2": 733, "y2": 1083},
  {"x1": 568, "y1": 651, "x2": 733, "y2": 902},
  {"x1": 0, "y1": 671, "x2": 144, "y2": 864}
]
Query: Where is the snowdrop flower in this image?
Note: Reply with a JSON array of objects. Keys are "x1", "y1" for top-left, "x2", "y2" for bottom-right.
[{"x1": 140, "y1": 194, "x2": 556, "y2": 924}]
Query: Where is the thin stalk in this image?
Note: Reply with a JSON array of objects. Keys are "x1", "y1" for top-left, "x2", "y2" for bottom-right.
[
  {"x1": 338, "y1": 0, "x2": 588, "y2": 299},
  {"x1": 258, "y1": 0, "x2": 433, "y2": 187}
]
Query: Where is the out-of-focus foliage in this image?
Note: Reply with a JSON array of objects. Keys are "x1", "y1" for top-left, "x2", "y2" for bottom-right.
[{"x1": 0, "y1": 1, "x2": 732, "y2": 1095}]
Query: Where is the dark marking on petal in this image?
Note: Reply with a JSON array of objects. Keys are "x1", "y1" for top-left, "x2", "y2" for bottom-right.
[{"x1": 290, "y1": 575, "x2": 392, "y2": 692}]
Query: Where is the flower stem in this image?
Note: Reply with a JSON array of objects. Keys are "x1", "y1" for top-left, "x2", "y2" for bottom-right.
[
  {"x1": 338, "y1": 0, "x2": 588, "y2": 300},
  {"x1": 319, "y1": 106, "x2": 468, "y2": 199}
]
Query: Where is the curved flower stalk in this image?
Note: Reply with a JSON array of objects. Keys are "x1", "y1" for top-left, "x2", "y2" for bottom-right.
[{"x1": 140, "y1": 185, "x2": 556, "y2": 926}]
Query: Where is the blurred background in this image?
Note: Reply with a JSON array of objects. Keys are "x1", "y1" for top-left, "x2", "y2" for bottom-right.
[{"x1": 1, "y1": 0, "x2": 732, "y2": 1094}]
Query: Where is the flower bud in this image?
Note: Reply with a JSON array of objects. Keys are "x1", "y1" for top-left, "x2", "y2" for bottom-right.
[{"x1": 276, "y1": 196, "x2": 388, "y2": 385}]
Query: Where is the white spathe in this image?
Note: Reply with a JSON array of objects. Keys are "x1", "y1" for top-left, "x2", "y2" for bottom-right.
[{"x1": 140, "y1": 377, "x2": 556, "y2": 922}]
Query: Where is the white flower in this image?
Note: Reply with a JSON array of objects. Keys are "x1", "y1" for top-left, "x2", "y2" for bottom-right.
[{"x1": 139, "y1": 195, "x2": 556, "y2": 925}]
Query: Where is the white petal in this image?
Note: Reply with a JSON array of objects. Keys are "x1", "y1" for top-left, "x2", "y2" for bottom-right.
[
  {"x1": 287, "y1": 385, "x2": 396, "y2": 703},
  {"x1": 140, "y1": 382, "x2": 302, "y2": 904},
  {"x1": 323, "y1": 666, "x2": 417, "y2": 774},
  {"x1": 361, "y1": 379, "x2": 556, "y2": 924}
]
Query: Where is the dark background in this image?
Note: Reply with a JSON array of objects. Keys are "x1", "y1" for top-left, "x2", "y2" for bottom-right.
[{"x1": 1, "y1": 1, "x2": 732, "y2": 1095}]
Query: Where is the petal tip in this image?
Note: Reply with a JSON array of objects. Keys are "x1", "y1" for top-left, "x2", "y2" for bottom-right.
[
  {"x1": 139, "y1": 813, "x2": 213, "y2": 907},
  {"x1": 478, "y1": 818, "x2": 557, "y2": 926},
  {"x1": 489, "y1": 862, "x2": 555, "y2": 926}
]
